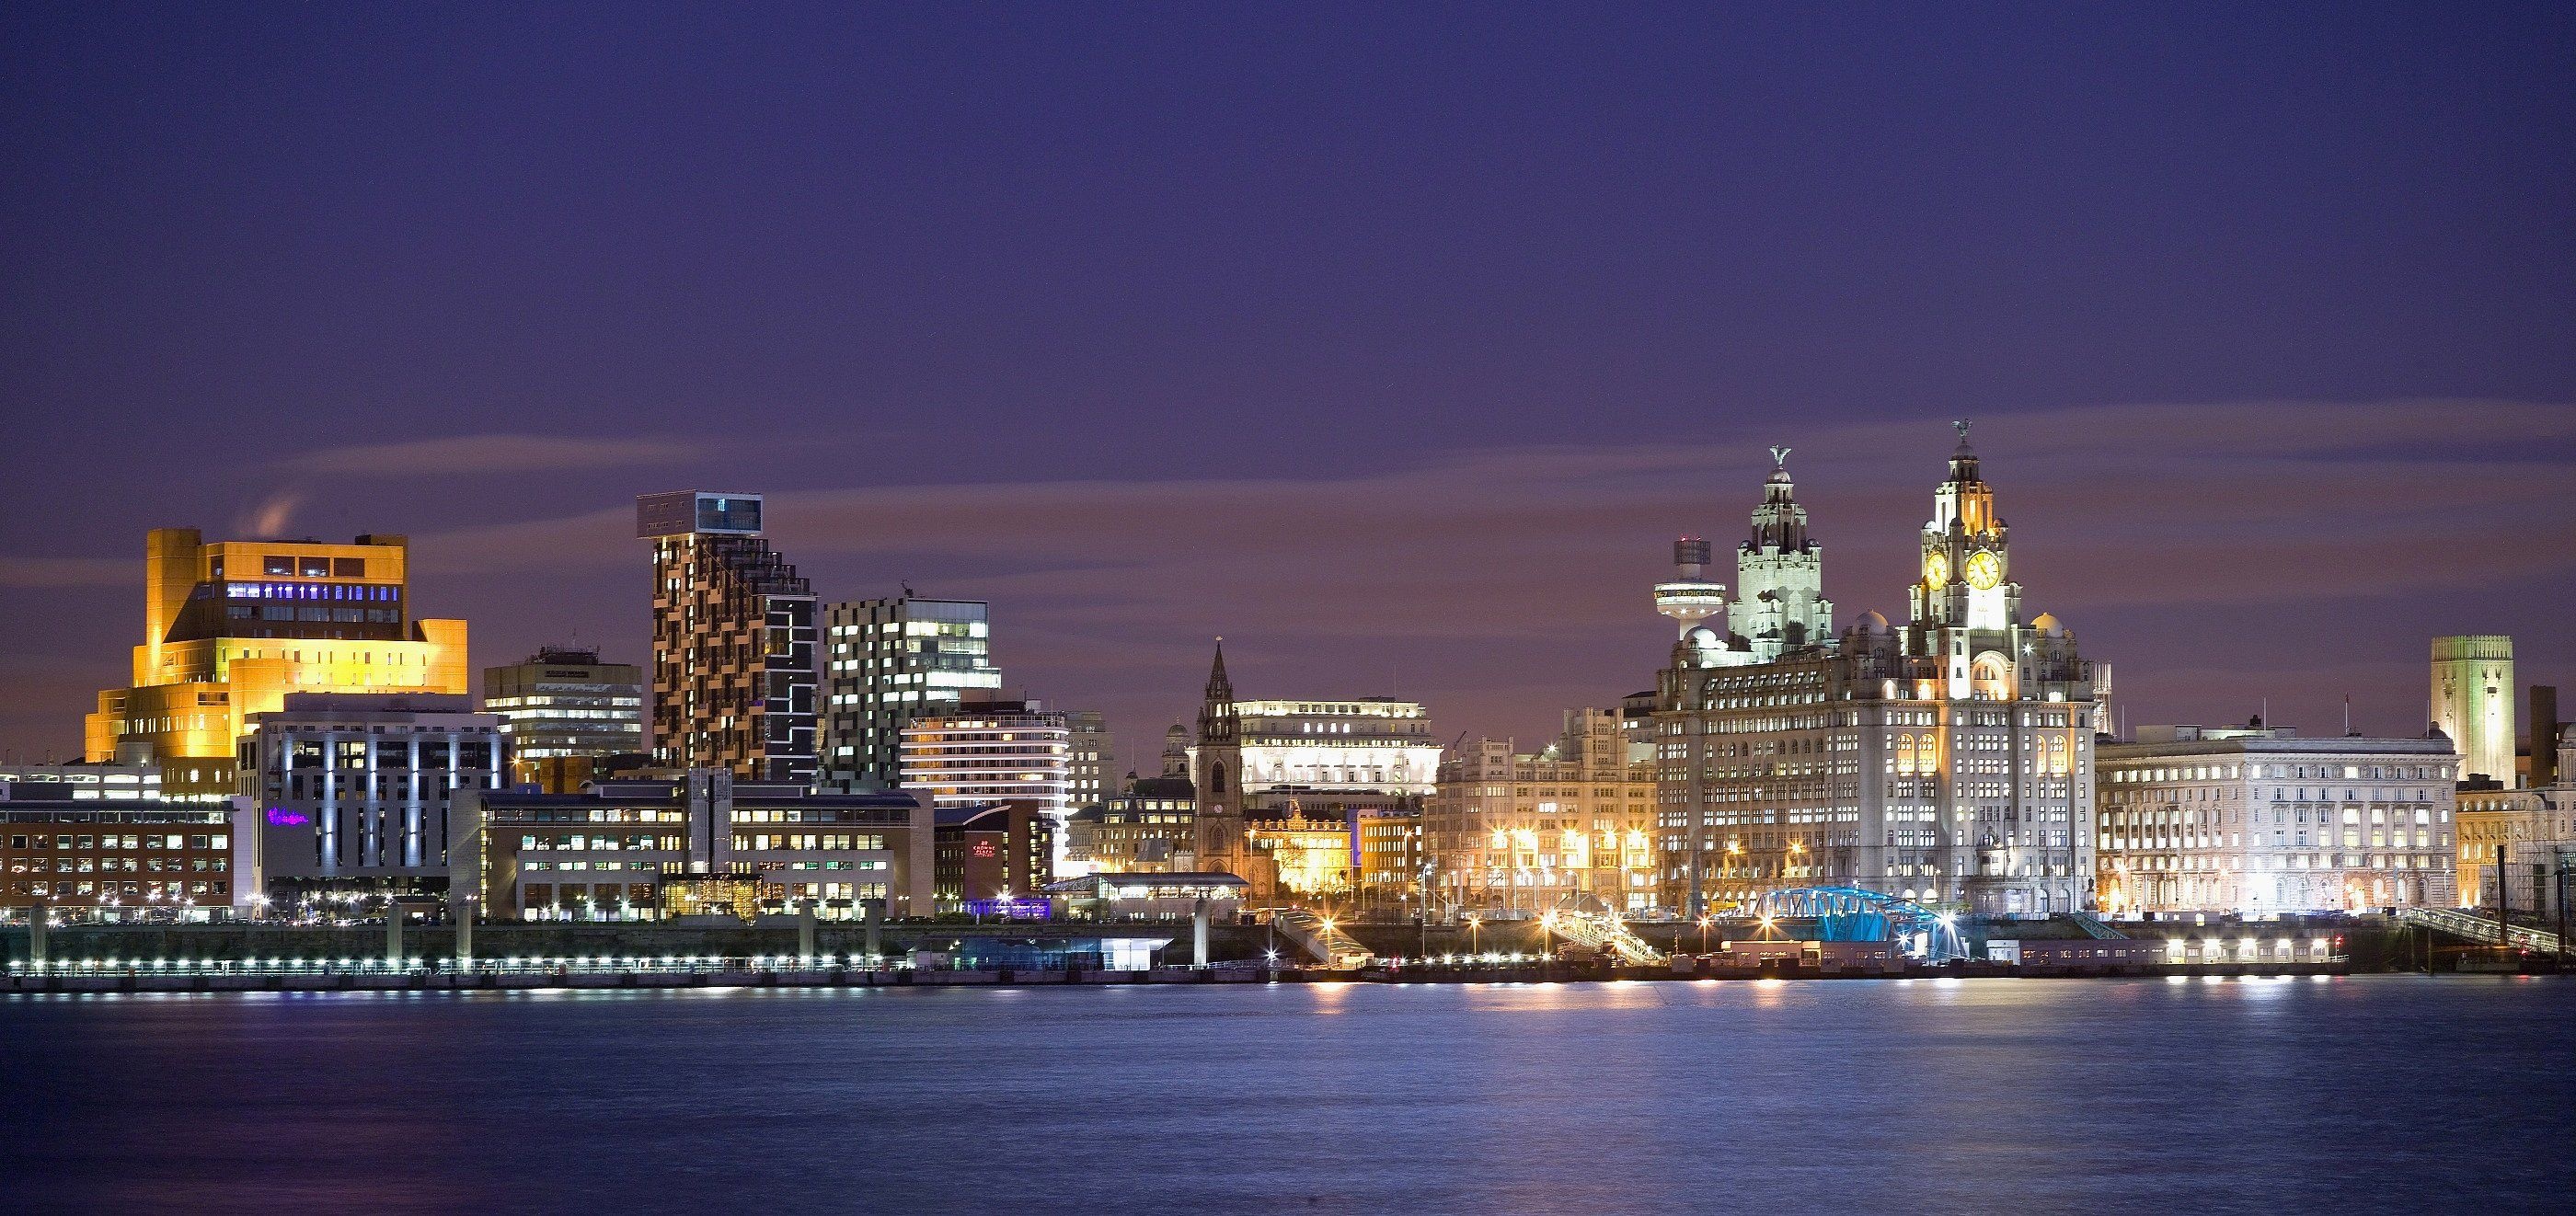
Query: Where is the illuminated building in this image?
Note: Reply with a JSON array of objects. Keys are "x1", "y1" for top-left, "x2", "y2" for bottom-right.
[
  {"x1": 899, "y1": 697, "x2": 1071, "y2": 830},
  {"x1": 1427, "y1": 708, "x2": 1657, "y2": 915},
  {"x1": 1351, "y1": 805, "x2": 1424, "y2": 913},
  {"x1": 1043, "y1": 871, "x2": 1248, "y2": 921},
  {"x1": 0, "y1": 748, "x2": 162, "y2": 801},
  {"x1": 1656, "y1": 427, "x2": 2098, "y2": 916},
  {"x1": 86, "y1": 528, "x2": 469, "y2": 800},
  {"x1": 2456, "y1": 727, "x2": 2575, "y2": 916},
  {"x1": 450, "y1": 770, "x2": 935, "y2": 922},
  {"x1": 638, "y1": 491, "x2": 818, "y2": 784},
  {"x1": 932, "y1": 800, "x2": 1054, "y2": 910},
  {"x1": 821, "y1": 595, "x2": 1001, "y2": 790},
  {"x1": 1733, "y1": 446, "x2": 1834, "y2": 661},
  {"x1": 1, "y1": 794, "x2": 253, "y2": 919},
  {"x1": 1190, "y1": 696, "x2": 1441, "y2": 797},
  {"x1": 1064, "y1": 709, "x2": 1114, "y2": 813},
  {"x1": 481, "y1": 647, "x2": 643, "y2": 791},
  {"x1": 1244, "y1": 799, "x2": 1354, "y2": 901},
  {"x1": 2431, "y1": 635, "x2": 2516, "y2": 786},
  {"x1": 1072, "y1": 774, "x2": 1196, "y2": 873},
  {"x1": 2096, "y1": 724, "x2": 2458, "y2": 914},
  {"x1": 238, "y1": 693, "x2": 507, "y2": 900}
]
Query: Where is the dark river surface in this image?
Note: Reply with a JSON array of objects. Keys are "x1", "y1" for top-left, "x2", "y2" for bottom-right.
[{"x1": 3, "y1": 974, "x2": 2569, "y2": 1213}]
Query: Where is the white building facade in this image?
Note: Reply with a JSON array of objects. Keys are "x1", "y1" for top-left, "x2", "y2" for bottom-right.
[
  {"x1": 2097, "y1": 725, "x2": 2458, "y2": 914},
  {"x1": 898, "y1": 704, "x2": 1070, "y2": 825},
  {"x1": 1656, "y1": 431, "x2": 2097, "y2": 917},
  {"x1": 1190, "y1": 698, "x2": 1441, "y2": 797}
]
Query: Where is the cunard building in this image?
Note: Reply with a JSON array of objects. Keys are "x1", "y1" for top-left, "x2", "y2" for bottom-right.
[{"x1": 1653, "y1": 430, "x2": 2101, "y2": 917}]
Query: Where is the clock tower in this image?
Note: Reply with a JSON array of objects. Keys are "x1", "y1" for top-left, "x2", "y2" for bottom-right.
[{"x1": 1910, "y1": 421, "x2": 2023, "y2": 634}]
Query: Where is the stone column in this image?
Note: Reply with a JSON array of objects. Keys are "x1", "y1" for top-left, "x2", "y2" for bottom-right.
[
  {"x1": 1192, "y1": 897, "x2": 1210, "y2": 968},
  {"x1": 28, "y1": 901, "x2": 47, "y2": 967}
]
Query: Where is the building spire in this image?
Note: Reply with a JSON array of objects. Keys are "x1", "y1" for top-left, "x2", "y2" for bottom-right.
[{"x1": 1204, "y1": 637, "x2": 1233, "y2": 701}]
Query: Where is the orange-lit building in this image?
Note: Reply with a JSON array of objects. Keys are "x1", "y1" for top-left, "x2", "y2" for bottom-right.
[{"x1": 85, "y1": 529, "x2": 469, "y2": 801}]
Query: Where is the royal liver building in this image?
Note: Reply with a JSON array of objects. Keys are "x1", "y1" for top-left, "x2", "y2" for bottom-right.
[{"x1": 1652, "y1": 428, "x2": 2101, "y2": 917}]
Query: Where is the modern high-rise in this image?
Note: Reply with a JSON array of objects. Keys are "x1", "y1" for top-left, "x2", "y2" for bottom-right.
[
  {"x1": 237, "y1": 692, "x2": 508, "y2": 900},
  {"x1": 821, "y1": 596, "x2": 1000, "y2": 789},
  {"x1": 638, "y1": 492, "x2": 818, "y2": 784},
  {"x1": 482, "y1": 647, "x2": 644, "y2": 791},
  {"x1": 1655, "y1": 428, "x2": 2098, "y2": 917},
  {"x1": 2431, "y1": 635, "x2": 2515, "y2": 786},
  {"x1": 1065, "y1": 710, "x2": 1114, "y2": 812},
  {"x1": 2095, "y1": 724, "x2": 2459, "y2": 914},
  {"x1": 86, "y1": 529, "x2": 470, "y2": 801},
  {"x1": 898, "y1": 697, "x2": 1071, "y2": 827}
]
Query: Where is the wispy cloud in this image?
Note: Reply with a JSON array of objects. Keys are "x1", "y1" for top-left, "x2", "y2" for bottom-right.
[
  {"x1": 400, "y1": 398, "x2": 2576, "y2": 637},
  {"x1": 285, "y1": 434, "x2": 720, "y2": 477},
  {"x1": 0, "y1": 556, "x2": 129, "y2": 589}
]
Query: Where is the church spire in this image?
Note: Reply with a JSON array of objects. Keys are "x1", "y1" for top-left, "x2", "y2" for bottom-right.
[{"x1": 1204, "y1": 637, "x2": 1233, "y2": 702}]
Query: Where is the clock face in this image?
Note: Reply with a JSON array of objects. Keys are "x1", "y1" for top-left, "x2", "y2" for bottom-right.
[
  {"x1": 1964, "y1": 550, "x2": 2003, "y2": 591},
  {"x1": 1923, "y1": 552, "x2": 1950, "y2": 587}
]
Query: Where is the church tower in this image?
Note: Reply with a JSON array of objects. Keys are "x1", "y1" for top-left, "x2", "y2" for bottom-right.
[
  {"x1": 1190, "y1": 639, "x2": 1246, "y2": 870},
  {"x1": 1735, "y1": 445, "x2": 1834, "y2": 660}
]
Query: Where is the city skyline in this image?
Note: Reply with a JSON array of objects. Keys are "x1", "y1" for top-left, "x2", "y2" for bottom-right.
[
  {"x1": 4, "y1": 5, "x2": 2571, "y2": 763},
  {"x1": 2, "y1": 412, "x2": 2565, "y2": 767}
]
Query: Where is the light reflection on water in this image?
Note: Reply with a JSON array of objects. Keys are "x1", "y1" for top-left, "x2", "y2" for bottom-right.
[{"x1": 3, "y1": 976, "x2": 2570, "y2": 1213}]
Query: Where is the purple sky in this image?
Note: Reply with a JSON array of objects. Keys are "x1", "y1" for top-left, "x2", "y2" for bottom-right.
[{"x1": 3, "y1": 4, "x2": 2570, "y2": 773}]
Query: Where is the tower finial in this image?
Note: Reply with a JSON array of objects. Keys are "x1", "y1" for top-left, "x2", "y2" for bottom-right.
[
  {"x1": 1953, "y1": 419, "x2": 1972, "y2": 442},
  {"x1": 1769, "y1": 444, "x2": 1791, "y2": 468}
]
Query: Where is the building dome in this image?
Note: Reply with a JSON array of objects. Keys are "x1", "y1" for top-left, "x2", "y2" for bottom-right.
[
  {"x1": 1685, "y1": 625, "x2": 1722, "y2": 649},
  {"x1": 1858, "y1": 609, "x2": 1891, "y2": 632},
  {"x1": 2031, "y1": 611, "x2": 2064, "y2": 637}
]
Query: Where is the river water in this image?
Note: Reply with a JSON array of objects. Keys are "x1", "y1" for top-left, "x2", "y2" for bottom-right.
[{"x1": 4, "y1": 975, "x2": 2568, "y2": 1213}]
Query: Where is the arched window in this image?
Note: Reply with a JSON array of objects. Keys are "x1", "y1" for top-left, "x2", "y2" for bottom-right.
[
  {"x1": 1209, "y1": 762, "x2": 1227, "y2": 797},
  {"x1": 1971, "y1": 653, "x2": 2011, "y2": 700}
]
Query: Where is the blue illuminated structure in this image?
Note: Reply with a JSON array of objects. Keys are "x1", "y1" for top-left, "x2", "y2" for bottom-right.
[{"x1": 1748, "y1": 886, "x2": 1967, "y2": 962}]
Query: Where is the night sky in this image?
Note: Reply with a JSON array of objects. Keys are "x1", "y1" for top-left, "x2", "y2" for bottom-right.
[{"x1": 4, "y1": 4, "x2": 2570, "y2": 772}]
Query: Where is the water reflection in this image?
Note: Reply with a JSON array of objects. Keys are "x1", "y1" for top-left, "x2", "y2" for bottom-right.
[{"x1": 1, "y1": 977, "x2": 2568, "y2": 1213}]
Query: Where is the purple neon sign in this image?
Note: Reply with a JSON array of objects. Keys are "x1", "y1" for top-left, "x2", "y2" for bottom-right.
[{"x1": 264, "y1": 808, "x2": 310, "y2": 827}]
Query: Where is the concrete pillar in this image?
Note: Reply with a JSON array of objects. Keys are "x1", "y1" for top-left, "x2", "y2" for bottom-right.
[
  {"x1": 386, "y1": 909, "x2": 404, "y2": 968},
  {"x1": 862, "y1": 901, "x2": 881, "y2": 965},
  {"x1": 28, "y1": 901, "x2": 47, "y2": 966},
  {"x1": 798, "y1": 906, "x2": 817, "y2": 961},
  {"x1": 1192, "y1": 897, "x2": 1210, "y2": 968},
  {"x1": 455, "y1": 900, "x2": 474, "y2": 965}
]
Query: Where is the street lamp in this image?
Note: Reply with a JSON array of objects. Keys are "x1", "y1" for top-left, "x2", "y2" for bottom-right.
[
  {"x1": 1466, "y1": 913, "x2": 1482, "y2": 959},
  {"x1": 1697, "y1": 913, "x2": 1712, "y2": 956}
]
